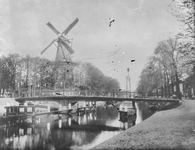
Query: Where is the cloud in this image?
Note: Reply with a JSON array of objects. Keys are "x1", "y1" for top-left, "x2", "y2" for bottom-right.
[
  {"x1": 134, "y1": 7, "x2": 141, "y2": 11},
  {"x1": 138, "y1": 0, "x2": 145, "y2": 7}
]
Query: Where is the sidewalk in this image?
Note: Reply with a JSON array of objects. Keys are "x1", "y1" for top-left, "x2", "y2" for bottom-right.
[{"x1": 92, "y1": 100, "x2": 195, "y2": 150}]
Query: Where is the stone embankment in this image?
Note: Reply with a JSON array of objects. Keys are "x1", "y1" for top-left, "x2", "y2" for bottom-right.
[{"x1": 92, "y1": 100, "x2": 195, "y2": 150}]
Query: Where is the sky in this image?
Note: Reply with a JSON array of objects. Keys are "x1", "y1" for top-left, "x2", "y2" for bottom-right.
[{"x1": 0, "y1": 0, "x2": 181, "y2": 91}]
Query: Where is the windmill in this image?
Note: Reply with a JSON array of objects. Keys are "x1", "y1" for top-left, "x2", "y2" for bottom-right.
[
  {"x1": 41, "y1": 18, "x2": 79, "y2": 62},
  {"x1": 40, "y1": 18, "x2": 79, "y2": 90}
]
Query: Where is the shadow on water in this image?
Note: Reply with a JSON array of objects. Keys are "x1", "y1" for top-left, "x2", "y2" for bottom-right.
[{"x1": 0, "y1": 101, "x2": 153, "y2": 150}]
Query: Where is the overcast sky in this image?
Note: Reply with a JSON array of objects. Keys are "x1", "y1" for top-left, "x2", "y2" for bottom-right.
[{"x1": 0, "y1": 0, "x2": 181, "y2": 91}]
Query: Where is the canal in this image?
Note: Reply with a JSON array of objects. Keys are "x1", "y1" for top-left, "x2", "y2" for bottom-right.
[{"x1": 0, "y1": 101, "x2": 153, "y2": 150}]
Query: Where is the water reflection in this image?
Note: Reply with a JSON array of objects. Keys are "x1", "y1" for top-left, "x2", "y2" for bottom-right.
[
  {"x1": 58, "y1": 119, "x2": 62, "y2": 129},
  {"x1": 0, "y1": 101, "x2": 152, "y2": 150},
  {"x1": 136, "y1": 102, "x2": 153, "y2": 124}
]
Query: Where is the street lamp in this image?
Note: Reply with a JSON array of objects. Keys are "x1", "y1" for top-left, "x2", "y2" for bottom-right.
[
  {"x1": 126, "y1": 60, "x2": 135, "y2": 98},
  {"x1": 62, "y1": 60, "x2": 72, "y2": 96}
]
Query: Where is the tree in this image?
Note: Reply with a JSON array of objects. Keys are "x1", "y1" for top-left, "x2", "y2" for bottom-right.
[
  {"x1": 0, "y1": 53, "x2": 21, "y2": 96},
  {"x1": 154, "y1": 38, "x2": 186, "y2": 98},
  {"x1": 137, "y1": 37, "x2": 187, "y2": 99},
  {"x1": 0, "y1": 53, "x2": 121, "y2": 97},
  {"x1": 71, "y1": 62, "x2": 120, "y2": 96},
  {"x1": 84, "y1": 62, "x2": 105, "y2": 92},
  {"x1": 39, "y1": 60, "x2": 55, "y2": 89},
  {"x1": 103, "y1": 77, "x2": 120, "y2": 96},
  {"x1": 170, "y1": 0, "x2": 195, "y2": 64}
]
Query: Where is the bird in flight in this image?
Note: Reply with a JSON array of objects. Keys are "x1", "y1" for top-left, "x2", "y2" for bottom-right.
[{"x1": 109, "y1": 18, "x2": 115, "y2": 27}]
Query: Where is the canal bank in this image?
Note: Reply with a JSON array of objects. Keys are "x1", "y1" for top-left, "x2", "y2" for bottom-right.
[{"x1": 92, "y1": 100, "x2": 195, "y2": 150}]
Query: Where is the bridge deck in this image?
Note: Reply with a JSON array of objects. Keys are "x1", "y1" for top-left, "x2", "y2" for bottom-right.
[{"x1": 15, "y1": 96, "x2": 180, "y2": 103}]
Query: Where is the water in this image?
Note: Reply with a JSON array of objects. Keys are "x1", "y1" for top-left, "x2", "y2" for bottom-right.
[{"x1": 0, "y1": 102, "x2": 153, "y2": 150}]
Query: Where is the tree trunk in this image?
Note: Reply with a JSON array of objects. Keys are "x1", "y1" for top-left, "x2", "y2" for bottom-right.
[
  {"x1": 156, "y1": 87, "x2": 159, "y2": 97},
  {"x1": 164, "y1": 82, "x2": 167, "y2": 97},
  {"x1": 175, "y1": 71, "x2": 181, "y2": 99},
  {"x1": 161, "y1": 86, "x2": 164, "y2": 97},
  {"x1": 167, "y1": 76, "x2": 170, "y2": 98},
  {"x1": 171, "y1": 76, "x2": 174, "y2": 94}
]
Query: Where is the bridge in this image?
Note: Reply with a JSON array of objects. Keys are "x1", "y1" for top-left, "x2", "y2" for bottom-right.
[
  {"x1": 3, "y1": 90, "x2": 180, "y2": 126},
  {"x1": 12, "y1": 90, "x2": 180, "y2": 122},
  {"x1": 15, "y1": 90, "x2": 180, "y2": 104}
]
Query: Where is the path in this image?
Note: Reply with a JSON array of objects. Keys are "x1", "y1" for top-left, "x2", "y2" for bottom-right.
[{"x1": 92, "y1": 100, "x2": 195, "y2": 150}]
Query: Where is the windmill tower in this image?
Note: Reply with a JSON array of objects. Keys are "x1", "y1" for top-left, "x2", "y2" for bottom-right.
[
  {"x1": 126, "y1": 67, "x2": 131, "y2": 98},
  {"x1": 41, "y1": 18, "x2": 79, "y2": 90}
]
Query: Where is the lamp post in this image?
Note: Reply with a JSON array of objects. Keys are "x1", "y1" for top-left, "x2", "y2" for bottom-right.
[
  {"x1": 126, "y1": 60, "x2": 135, "y2": 98},
  {"x1": 63, "y1": 71, "x2": 66, "y2": 96},
  {"x1": 61, "y1": 59, "x2": 72, "y2": 96},
  {"x1": 126, "y1": 68, "x2": 130, "y2": 98}
]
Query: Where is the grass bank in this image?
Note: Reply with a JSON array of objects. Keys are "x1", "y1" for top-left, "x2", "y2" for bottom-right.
[{"x1": 92, "y1": 100, "x2": 195, "y2": 150}]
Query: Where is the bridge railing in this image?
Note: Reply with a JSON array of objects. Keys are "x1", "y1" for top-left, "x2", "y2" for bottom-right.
[{"x1": 16, "y1": 89, "x2": 175, "y2": 99}]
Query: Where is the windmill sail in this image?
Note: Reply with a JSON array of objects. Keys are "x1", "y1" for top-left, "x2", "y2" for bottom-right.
[
  {"x1": 47, "y1": 22, "x2": 60, "y2": 35},
  {"x1": 62, "y1": 18, "x2": 79, "y2": 35},
  {"x1": 60, "y1": 39, "x2": 75, "y2": 54},
  {"x1": 41, "y1": 40, "x2": 55, "y2": 55}
]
